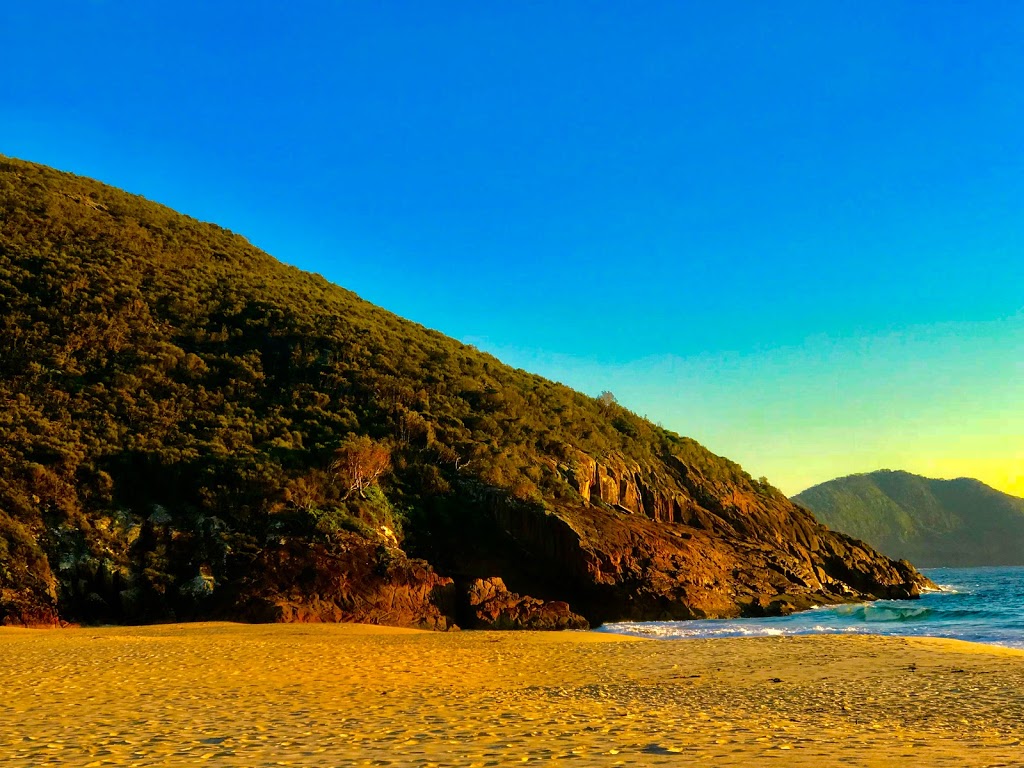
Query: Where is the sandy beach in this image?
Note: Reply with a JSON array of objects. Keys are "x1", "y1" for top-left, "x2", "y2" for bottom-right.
[{"x1": 1, "y1": 623, "x2": 1022, "y2": 767}]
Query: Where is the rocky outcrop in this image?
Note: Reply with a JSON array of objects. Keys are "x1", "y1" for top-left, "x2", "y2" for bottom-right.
[
  {"x1": 225, "y1": 534, "x2": 456, "y2": 630},
  {"x1": 464, "y1": 577, "x2": 588, "y2": 630},
  {"x1": 564, "y1": 451, "x2": 707, "y2": 526},
  {"x1": 1, "y1": 588, "x2": 63, "y2": 628},
  {"x1": 422, "y1": 450, "x2": 932, "y2": 626},
  {"x1": 0, "y1": 520, "x2": 63, "y2": 627},
  {"x1": 547, "y1": 498, "x2": 926, "y2": 622}
]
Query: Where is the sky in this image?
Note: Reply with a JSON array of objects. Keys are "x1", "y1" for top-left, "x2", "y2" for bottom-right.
[{"x1": 2, "y1": 2, "x2": 1022, "y2": 496}]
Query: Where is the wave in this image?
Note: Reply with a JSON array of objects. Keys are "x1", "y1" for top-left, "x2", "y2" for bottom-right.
[
  {"x1": 600, "y1": 623, "x2": 786, "y2": 639},
  {"x1": 597, "y1": 567, "x2": 1024, "y2": 647},
  {"x1": 832, "y1": 603, "x2": 933, "y2": 622}
]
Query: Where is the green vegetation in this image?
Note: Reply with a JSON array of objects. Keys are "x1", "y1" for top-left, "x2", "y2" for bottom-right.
[
  {"x1": 794, "y1": 470, "x2": 1024, "y2": 566},
  {"x1": 0, "y1": 156, "x2": 782, "y2": 623}
]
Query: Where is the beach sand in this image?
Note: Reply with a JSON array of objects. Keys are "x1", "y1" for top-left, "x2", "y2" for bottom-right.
[{"x1": 2, "y1": 623, "x2": 1022, "y2": 767}]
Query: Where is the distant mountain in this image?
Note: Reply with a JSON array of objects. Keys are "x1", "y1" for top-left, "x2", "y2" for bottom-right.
[
  {"x1": 0, "y1": 156, "x2": 929, "y2": 628},
  {"x1": 794, "y1": 470, "x2": 1024, "y2": 567}
]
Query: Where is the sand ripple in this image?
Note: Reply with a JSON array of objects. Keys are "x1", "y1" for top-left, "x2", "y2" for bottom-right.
[{"x1": 2, "y1": 623, "x2": 1023, "y2": 766}]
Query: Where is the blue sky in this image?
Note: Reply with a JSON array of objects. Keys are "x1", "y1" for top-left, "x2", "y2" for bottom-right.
[{"x1": 3, "y1": 2, "x2": 1022, "y2": 494}]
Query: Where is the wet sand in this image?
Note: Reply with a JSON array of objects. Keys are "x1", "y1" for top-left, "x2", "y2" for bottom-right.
[{"x1": 2, "y1": 622, "x2": 1022, "y2": 767}]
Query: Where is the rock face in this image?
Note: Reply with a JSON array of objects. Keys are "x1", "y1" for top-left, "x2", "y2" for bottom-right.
[
  {"x1": 1, "y1": 588, "x2": 63, "y2": 628},
  {"x1": 225, "y1": 535, "x2": 456, "y2": 630},
  {"x1": 0, "y1": 156, "x2": 933, "y2": 630},
  {"x1": 0, "y1": 523, "x2": 63, "y2": 627},
  {"x1": 794, "y1": 470, "x2": 1024, "y2": 567},
  {"x1": 422, "y1": 454, "x2": 930, "y2": 626},
  {"x1": 2, "y1": 518, "x2": 456, "y2": 630},
  {"x1": 464, "y1": 577, "x2": 588, "y2": 630}
]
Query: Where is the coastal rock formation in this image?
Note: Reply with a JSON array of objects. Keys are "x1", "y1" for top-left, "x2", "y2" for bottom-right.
[
  {"x1": 423, "y1": 457, "x2": 927, "y2": 626},
  {"x1": 225, "y1": 535, "x2": 456, "y2": 630},
  {"x1": 0, "y1": 156, "x2": 931, "y2": 629},
  {"x1": 0, "y1": 520, "x2": 62, "y2": 627},
  {"x1": 464, "y1": 577, "x2": 588, "y2": 630},
  {"x1": 1, "y1": 588, "x2": 63, "y2": 628},
  {"x1": 794, "y1": 470, "x2": 1024, "y2": 567}
]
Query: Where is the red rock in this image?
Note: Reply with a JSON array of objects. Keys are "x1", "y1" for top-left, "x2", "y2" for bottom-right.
[{"x1": 465, "y1": 577, "x2": 588, "y2": 630}]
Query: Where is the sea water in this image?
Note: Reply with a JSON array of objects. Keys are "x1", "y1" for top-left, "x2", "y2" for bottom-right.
[{"x1": 597, "y1": 567, "x2": 1024, "y2": 649}]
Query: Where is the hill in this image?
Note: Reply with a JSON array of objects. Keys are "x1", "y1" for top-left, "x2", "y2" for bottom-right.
[
  {"x1": 0, "y1": 156, "x2": 929, "y2": 628},
  {"x1": 793, "y1": 470, "x2": 1024, "y2": 566}
]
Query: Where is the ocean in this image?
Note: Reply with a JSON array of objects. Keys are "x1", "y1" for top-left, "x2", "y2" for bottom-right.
[{"x1": 597, "y1": 566, "x2": 1024, "y2": 649}]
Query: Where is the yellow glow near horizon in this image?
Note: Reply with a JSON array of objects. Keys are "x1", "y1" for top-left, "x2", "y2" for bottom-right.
[{"x1": 910, "y1": 458, "x2": 1024, "y2": 498}]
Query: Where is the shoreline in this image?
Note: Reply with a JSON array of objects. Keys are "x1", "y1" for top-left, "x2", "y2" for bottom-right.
[
  {"x1": 12, "y1": 617, "x2": 1024, "y2": 655},
  {"x1": 3, "y1": 623, "x2": 1023, "y2": 766}
]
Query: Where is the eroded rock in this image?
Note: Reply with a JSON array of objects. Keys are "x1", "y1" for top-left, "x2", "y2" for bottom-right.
[
  {"x1": 465, "y1": 577, "x2": 588, "y2": 630},
  {"x1": 225, "y1": 534, "x2": 456, "y2": 630}
]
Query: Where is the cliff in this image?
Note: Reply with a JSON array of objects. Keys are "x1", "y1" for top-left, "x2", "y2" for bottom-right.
[
  {"x1": 794, "y1": 470, "x2": 1024, "y2": 567},
  {"x1": 0, "y1": 156, "x2": 930, "y2": 628}
]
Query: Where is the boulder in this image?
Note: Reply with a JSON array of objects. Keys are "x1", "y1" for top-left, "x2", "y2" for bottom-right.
[{"x1": 465, "y1": 577, "x2": 588, "y2": 630}]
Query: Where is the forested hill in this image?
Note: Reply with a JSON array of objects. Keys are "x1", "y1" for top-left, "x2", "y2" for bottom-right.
[
  {"x1": 0, "y1": 156, "x2": 929, "y2": 629},
  {"x1": 794, "y1": 470, "x2": 1024, "y2": 567}
]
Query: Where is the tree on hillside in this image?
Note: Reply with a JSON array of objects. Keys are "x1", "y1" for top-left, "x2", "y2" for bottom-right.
[{"x1": 332, "y1": 436, "x2": 392, "y2": 499}]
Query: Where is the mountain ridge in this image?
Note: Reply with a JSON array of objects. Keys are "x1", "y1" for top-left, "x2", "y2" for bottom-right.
[
  {"x1": 0, "y1": 156, "x2": 930, "y2": 628},
  {"x1": 793, "y1": 469, "x2": 1024, "y2": 566}
]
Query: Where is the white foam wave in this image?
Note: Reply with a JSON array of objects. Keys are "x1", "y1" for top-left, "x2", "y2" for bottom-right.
[{"x1": 599, "y1": 568, "x2": 1024, "y2": 647}]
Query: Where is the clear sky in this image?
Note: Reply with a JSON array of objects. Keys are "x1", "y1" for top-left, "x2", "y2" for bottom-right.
[{"x1": 3, "y1": 2, "x2": 1022, "y2": 496}]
